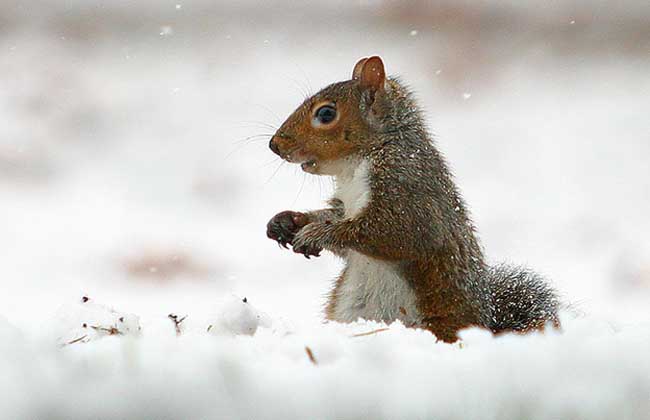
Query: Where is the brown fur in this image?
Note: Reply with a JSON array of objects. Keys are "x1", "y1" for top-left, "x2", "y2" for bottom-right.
[{"x1": 324, "y1": 270, "x2": 347, "y2": 321}]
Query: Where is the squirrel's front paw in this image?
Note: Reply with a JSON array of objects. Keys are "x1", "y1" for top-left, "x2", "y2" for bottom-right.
[
  {"x1": 266, "y1": 211, "x2": 310, "y2": 248},
  {"x1": 292, "y1": 223, "x2": 328, "y2": 259}
]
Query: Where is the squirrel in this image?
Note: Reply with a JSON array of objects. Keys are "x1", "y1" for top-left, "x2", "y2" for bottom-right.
[{"x1": 266, "y1": 56, "x2": 560, "y2": 343}]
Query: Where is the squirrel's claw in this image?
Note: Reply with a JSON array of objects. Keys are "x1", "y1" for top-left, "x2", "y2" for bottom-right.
[
  {"x1": 292, "y1": 243, "x2": 322, "y2": 259},
  {"x1": 268, "y1": 211, "x2": 322, "y2": 258}
]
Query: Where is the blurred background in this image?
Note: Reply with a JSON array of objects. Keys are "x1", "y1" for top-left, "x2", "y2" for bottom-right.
[{"x1": 1, "y1": 0, "x2": 649, "y2": 331}]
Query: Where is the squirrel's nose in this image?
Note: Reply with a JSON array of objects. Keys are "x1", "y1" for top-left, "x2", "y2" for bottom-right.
[{"x1": 269, "y1": 137, "x2": 281, "y2": 156}]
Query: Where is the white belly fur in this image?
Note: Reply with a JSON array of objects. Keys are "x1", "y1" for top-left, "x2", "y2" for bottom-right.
[
  {"x1": 330, "y1": 159, "x2": 420, "y2": 325},
  {"x1": 333, "y1": 252, "x2": 420, "y2": 325}
]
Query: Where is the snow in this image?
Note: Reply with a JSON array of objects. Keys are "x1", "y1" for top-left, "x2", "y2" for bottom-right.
[
  {"x1": 2, "y1": 313, "x2": 650, "y2": 419},
  {"x1": 1, "y1": 1, "x2": 650, "y2": 419},
  {"x1": 54, "y1": 297, "x2": 142, "y2": 346},
  {"x1": 207, "y1": 296, "x2": 272, "y2": 336}
]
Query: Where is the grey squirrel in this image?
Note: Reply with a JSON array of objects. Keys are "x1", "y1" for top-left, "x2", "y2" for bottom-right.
[{"x1": 266, "y1": 56, "x2": 560, "y2": 342}]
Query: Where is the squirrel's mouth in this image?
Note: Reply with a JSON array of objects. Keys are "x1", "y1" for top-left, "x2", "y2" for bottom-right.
[
  {"x1": 283, "y1": 149, "x2": 319, "y2": 173},
  {"x1": 300, "y1": 160, "x2": 318, "y2": 173}
]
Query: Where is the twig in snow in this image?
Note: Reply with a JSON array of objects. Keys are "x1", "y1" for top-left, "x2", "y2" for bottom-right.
[
  {"x1": 64, "y1": 335, "x2": 88, "y2": 346},
  {"x1": 90, "y1": 325, "x2": 122, "y2": 335},
  {"x1": 305, "y1": 346, "x2": 317, "y2": 365},
  {"x1": 350, "y1": 328, "x2": 390, "y2": 338},
  {"x1": 168, "y1": 313, "x2": 187, "y2": 336}
]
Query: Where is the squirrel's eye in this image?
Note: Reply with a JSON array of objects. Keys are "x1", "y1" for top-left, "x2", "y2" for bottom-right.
[{"x1": 312, "y1": 105, "x2": 337, "y2": 127}]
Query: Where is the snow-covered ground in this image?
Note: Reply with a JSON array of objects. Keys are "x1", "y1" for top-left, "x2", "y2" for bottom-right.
[{"x1": 1, "y1": 1, "x2": 649, "y2": 419}]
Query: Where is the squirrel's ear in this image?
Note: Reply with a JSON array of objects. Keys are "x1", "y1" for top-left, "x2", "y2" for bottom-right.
[
  {"x1": 358, "y1": 56, "x2": 385, "y2": 95},
  {"x1": 352, "y1": 57, "x2": 368, "y2": 80}
]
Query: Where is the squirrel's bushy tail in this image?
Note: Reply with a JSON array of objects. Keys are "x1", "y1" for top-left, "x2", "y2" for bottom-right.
[{"x1": 484, "y1": 264, "x2": 561, "y2": 333}]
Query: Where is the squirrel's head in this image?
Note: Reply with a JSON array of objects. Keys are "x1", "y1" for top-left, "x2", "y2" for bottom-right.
[{"x1": 269, "y1": 56, "x2": 387, "y2": 175}]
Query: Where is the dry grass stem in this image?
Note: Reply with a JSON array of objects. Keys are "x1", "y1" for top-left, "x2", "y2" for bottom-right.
[
  {"x1": 304, "y1": 346, "x2": 317, "y2": 365},
  {"x1": 351, "y1": 328, "x2": 390, "y2": 338}
]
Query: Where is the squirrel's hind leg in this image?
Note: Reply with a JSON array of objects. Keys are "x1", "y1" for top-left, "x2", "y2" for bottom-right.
[{"x1": 324, "y1": 269, "x2": 347, "y2": 321}]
